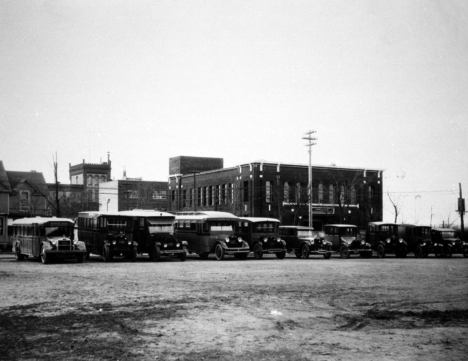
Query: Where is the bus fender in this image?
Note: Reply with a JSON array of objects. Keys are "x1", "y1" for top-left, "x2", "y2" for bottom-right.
[
  {"x1": 41, "y1": 241, "x2": 53, "y2": 251},
  {"x1": 302, "y1": 240, "x2": 313, "y2": 247},
  {"x1": 218, "y1": 240, "x2": 228, "y2": 249}
]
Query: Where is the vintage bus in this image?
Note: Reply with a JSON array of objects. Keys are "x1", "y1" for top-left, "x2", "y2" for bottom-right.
[
  {"x1": 77, "y1": 211, "x2": 138, "y2": 262},
  {"x1": 366, "y1": 222, "x2": 408, "y2": 258},
  {"x1": 174, "y1": 211, "x2": 250, "y2": 260},
  {"x1": 236, "y1": 217, "x2": 286, "y2": 259},
  {"x1": 279, "y1": 226, "x2": 332, "y2": 259},
  {"x1": 398, "y1": 224, "x2": 433, "y2": 258},
  {"x1": 118, "y1": 210, "x2": 187, "y2": 261},
  {"x1": 11, "y1": 217, "x2": 86, "y2": 264},
  {"x1": 323, "y1": 224, "x2": 372, "y2": 258}
]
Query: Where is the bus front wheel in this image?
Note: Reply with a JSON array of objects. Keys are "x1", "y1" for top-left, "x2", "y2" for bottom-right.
[
  {"x1": 15, "y1": 245, "x2": 24, "y2": 261},
  {"x1": 253, "y1": 244, "x2": 263, "y2": 260},
  {"x1": 40, "y1": 246, "x2": 51, "y2": 265},
  {"x1": 150, "y1": 244, "x2": 161, "y2": 262},
  {"x1": 215, "y1": 244, "x2": 225, "y2": 261},
  {"x1": 103, "y1": 245, "x2": 112, "y2": 262}
]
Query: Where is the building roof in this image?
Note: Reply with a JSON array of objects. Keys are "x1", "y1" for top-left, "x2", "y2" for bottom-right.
[
  {"x1": 6, "y1": 170, "x2": 47, "y2": 190},
  {"x1": 324, "y1": 224, "x2": 357, "y2": 228},
  {"x1": 13, "y1": 217, "x2": 74, "y2": 225},
  {"x1": 0, "y1": 161, "x2": 11, "y2": 191}
]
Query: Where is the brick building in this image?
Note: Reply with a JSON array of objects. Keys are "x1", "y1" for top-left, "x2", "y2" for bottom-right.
[
  {"x1": 167, "y1": 156, "x2": 383, "y2": 230},
  {"x1": 69, "y1": 153, "x2": 112, "y2": 205}
]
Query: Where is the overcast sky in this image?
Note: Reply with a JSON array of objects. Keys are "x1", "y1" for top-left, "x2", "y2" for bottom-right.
[{"x1": 1, "y1": 0, "x2": 467, "y2": 226}]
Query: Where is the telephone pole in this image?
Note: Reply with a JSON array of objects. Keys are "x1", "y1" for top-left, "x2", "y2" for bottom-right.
[
  {"x1": 459, "y1": 183, "x2": 465, "y2": 242},
  {"x1": 303, "y1": 131, "x2": 317, "y2": 228}
]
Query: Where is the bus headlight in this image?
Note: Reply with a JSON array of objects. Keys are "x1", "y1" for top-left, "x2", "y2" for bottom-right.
[
  {"x1": 128, "y1": 241, "x2": 132, "y2": 245},
  {"x1": 263, "y1": 237, "x2": 267, "y2": 243},
  {"x1": 112, "y1": 241, "x2": 116, "y2": 245},
  {"x1": 386, "y1": 238, "x2": 391, "y2": 243},
  {"x1": 176, "y1": 243, "x2": 180, "y2": 248},
  {"x1": 164, "y1": 244, "x2": 167, "y2": 248},
  {"x1": 238, "y1": 237, "x2": 243, "y2": 242},
  {"x1": 399, "y1": 238, "x2": 403, "y2": 243},
  {"x1": 225, "y1": 237, "x2": 230, "y2": 243}
]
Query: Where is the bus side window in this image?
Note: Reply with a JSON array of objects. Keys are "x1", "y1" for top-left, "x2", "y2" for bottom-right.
[
  {"x1": 190, "y1": 222, "x2": 196, "y2": 231},
  {"x1": 202, "y1": 222, "x2": 209, "y2": 233}
]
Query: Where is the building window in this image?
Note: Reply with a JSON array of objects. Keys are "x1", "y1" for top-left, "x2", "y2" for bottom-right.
[
  {"x1": 205, "y1": 187, "x2": 209, "y2": 206},
  {"x1": 189, "y1": 188, "x2": 193, "y2": 207},
  {"x1": 100, "y1": 175, "x2": 106, "y2": 183},
  {"x1": 230, "y1": 183, "x2": 234, "y2": 204},
  {"x1": 197, "y1": 187, "x2": 201, "y2": 207},
  {"x1": 209, "y1": 186, "x2": 213, "y2": 206},
  {"x1": 153, "y1": 190, "x2": 167, "y2": 199},
  {"x1": 171, "y1": 190, "x2": 176, "y2": 202},
  {"x1": 318, "y1": 183, "x2": 324, "y2": 203},
  {"x1": 182, "y1": 190, "x2": 186, "y2": 208},
  {"x1": 265, "y1": 181, "x2": 271, "y2": 203},
  {"x1": 284, "y1": 182, "x2": 290, "y2": 202},
  {"x1": 0, "y1": 218, "x2": 3, "y2": 236},
  {"x1": 244, "y1": 181, "x2": 249, "y2": 203},
  {"x1": 368, "y1": 186, "x2": 374, "y2": 200},
  {"x1": 87, "y1": 176, "x2": 93, "y2": 186},
  {"x1": 295, "y1": 183, "x2": 301, "y2": 203},
  {"x1": 21, "y1": 191, "x2": 29, "y2": 200},
  {"x1": 217, "y1": 185, "x2": 222, "y2": 205},
  {"x1": 340, "y1": 185, "x2": 345, "y2": 205},
  {"x1": 350, "y1": 186, "x2": 356, "y2": 204},
  {"x1": 329, "y1": 185, "x2": 334, "y2": 204},
  {"x1": 75, "y1": 176, "x2": 79, "y2": 184}
]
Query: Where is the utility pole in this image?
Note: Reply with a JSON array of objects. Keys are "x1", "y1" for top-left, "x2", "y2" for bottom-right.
[
  {"x1": 459, "y1": 183, "x2": 465, "y2": 242},
  {"x1": 302, "y1": 130, "x2": 317, "y2": 228}
]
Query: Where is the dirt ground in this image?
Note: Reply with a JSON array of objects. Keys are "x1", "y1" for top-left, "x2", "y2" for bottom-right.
[{"x1": 0, "y1": 252, "x2": 467, "y2": 361}]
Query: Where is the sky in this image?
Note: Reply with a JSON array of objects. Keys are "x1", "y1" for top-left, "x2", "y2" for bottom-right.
[{"x1": 1, "y1": 0, "x2": 467, "y2": 227}]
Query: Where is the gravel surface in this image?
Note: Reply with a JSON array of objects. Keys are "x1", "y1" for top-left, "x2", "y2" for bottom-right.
[{"x1": 1, "y1": 252, "x2": 467, "y2": 360}]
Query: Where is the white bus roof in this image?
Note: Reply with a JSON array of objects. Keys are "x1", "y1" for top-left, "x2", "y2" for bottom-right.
[
  {"x1": 175, "y1": 211, "x2": 238, "y2": 220},
  {"x1": 119, "y1": 210, "x2": 175, "y2": 218},
  {"x1": 369, "y1": 221, "x2": 398, "y2": 226},
  {"x1": 78, "y1": 211, "x2": 122, "y2": 218},
  {"x1": 239, "y1": 217, "x2": 280, "y2": 223},
  {"x1": 12, "y1": 217, "x2": 74, "y2": 225},
  {"x1": 324, "y1": 224, "x2": 357, "y2": 228}
]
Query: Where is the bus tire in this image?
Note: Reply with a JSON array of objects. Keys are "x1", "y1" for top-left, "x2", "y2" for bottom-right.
[
  {"x1": 178, "y1": 252, "x2": 187, "y2": 262},
  {"x1": 275, "y1": 251, "x2": 286, "y2": 259},
  {"x1": 103, "y1": 245, "x2": 112, "y2": 262},
  {"x1": 463, "y1": 248, "x2": 468, "y2": 258},
  {"x1": 340, "y1": 246, "x2": 350, "y2": 259},
  {"x1": 253, "y1": 244, "x2": 263, "y2": 259},
  {"x1": 301, "y1": 243, "x2": 310, "y2": 259},
  {"x1": 15, "y1": 245, "x2": 24, "y2": 261},
  {"x1": 443, "y1": 246, "x2": 452, "y2": 258},
  {"x1": 377, "y1": 244, "x2": 386, "y2": 258},
  {"x1": 215, "y1": 244, "x2": 225, "y2": 261},
  {"x1": 150, "y1": 244, "x2": 161, "y2": 262},
  {"x1": 40, "y1": 246, "x2": 50, "y2": 265},
  {"x1": 414, "y1": 245, "x2": 423, "y2": 258}
]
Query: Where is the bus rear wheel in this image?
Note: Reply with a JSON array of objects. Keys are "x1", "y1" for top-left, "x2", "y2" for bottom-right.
[
  {"x1": 377, "y1": 244, "x2": 386, "y2": 258},
  {"x1": 215, "y1": 244, "x2": 225, "y2": 261},
  {"x1": 301, "y1": 244, "x2": 310, "y2": 259}
]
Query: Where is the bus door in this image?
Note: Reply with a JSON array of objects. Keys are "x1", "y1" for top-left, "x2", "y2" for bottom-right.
[{"x1": 32, "y1": 224, "x2": 40, "y2": 256}]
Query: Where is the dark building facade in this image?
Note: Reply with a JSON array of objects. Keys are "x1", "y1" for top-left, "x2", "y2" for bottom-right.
[
  {"x1": 169, "y1": 156, "x2": 223, "y2": 176},
  {"x1": 167, "y1": 157, "x2": 383, "y2": 230}
]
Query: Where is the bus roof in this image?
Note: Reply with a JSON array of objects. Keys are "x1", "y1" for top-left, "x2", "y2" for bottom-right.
[
  {"x1": 78, "y1": 211, "x2": 122, "y2": 218},
  {"x1": 432, "y1": 228, "x2": 456, "y2": 232},
  {"x1": 239, "y1": 217, "x2": 280, "y2": 223},
  {"x1": 118, "y1": 210, "x2": 175, "y2": 218},
  {"x1": 12, "y1": 217, "x2": 74, "y2": 226},
  {"x1": 279, "y1": 225, "x2": 314, "y2": 230},
  {"x1": 324, "y1": 224, "x2": 357, "y2": 228},
  {"x1": 175, "y1": 211, "x2": 238, "y2": 221},
  {"x1": 369, "y1": 221, "x2": 398, "y2": 226}
]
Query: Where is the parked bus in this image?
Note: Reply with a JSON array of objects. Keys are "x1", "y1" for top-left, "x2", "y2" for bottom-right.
[
  {"x1": 174, "y1": 211, "x2": 250, "y2": 260},
  {"x1": 431, "y1": 228, "x2": 467, "y2": 258},
  {"x1": 398, "y1": 224, "x2": 433, "y2": 258},
  {"x1": 236, "y1": 217, "x2": 286, "y2": 259},
  {"x1": 77, "y1": 211, "x2": 138, "y2": 262},
  {"x1": 11, "y1": 217, "x2": 86, "y2": 264},
  {"x1": 119, "y1": 210, "x2": 187, "y2": 261},
  {"x1": 323, "y1": 224, "x2": 372, "y2": 258},
  {"x1": 279, "y1": 226, "x2": 332, "y2": 259},
  {"x1": 366, "y1": 222, "x2": 408, "y2": 258}
]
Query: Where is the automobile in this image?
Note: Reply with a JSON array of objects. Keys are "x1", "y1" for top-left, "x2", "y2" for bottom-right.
[
  {"x1": 398, "y1": 224, "x2": 433, "y2": 258},
  {"x1": 279, "y1": 226, "x2": 332, "y2": 259},
  {"x1": 366, "y1": 222, "x2": 408, "y2": 258},
  {"x1": 323, "y1": 224, "x2": 372, "y2": 258},
  {"x1": 431, "y1": 228, "x2": 468, "y2": 258},
  {"x1": 237, "y1": 217, "x2": 287, "y2": 259}
]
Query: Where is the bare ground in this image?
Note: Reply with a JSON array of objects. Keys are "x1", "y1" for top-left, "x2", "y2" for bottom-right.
[{"x1": 0, "y1": 252, "x2": 467, "y2": 361}]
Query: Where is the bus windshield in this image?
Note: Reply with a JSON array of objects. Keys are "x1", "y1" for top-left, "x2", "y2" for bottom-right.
[
  {"x1": 441, "y1": 231, "x2": 456, "y2": 238},
  {"x1": 339, "y1": 227, "x2": 357, "y2": 236},
  {"x1": 380, "y1": 225, "x2": 396, "y2": 235},
  {"x1": 297, "y1": 230, "x2": 314, "y2": 238},
  {"x1": 253, "y1": 223, "x2": 277, "y2": 233},
  {"x1": 107, "y1": 219, "x2": 128, "y2": 230},
  {"x1": 42, "y1": 226, "x2": 72, "y2": 238},
  {"x1": 208, "y1": 221, "x2": 235, "y2": 232},
  {"x1": 148, "y1": 219, "x2": 173, "y2": 234}
]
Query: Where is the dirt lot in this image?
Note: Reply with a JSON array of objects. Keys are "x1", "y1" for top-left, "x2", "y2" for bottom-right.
[{"x1": 0, "y1": 252, "x2": 467, "y2": 361}]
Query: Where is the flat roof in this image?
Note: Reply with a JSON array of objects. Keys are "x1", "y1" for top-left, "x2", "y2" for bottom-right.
[
  {"x1": 13, "y1": 217, "x2": 74, "y2": 225},
  {"x1": 239, "y1": 217, "x2": 280, "y2": 223}
]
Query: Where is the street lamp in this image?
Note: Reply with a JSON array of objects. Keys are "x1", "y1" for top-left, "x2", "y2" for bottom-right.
[{"x1": 303, "y1": 131, "x2": 317, "y2": 228}]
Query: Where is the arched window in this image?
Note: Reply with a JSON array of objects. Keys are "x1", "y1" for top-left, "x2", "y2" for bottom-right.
[
  {"x1": 340, "y1": 185, "x2": 345, "y2": 205},
  {"x1": 350, "y1": 186, "x2": 356, "y2": 204},
  {"x1": 318, "y1": 183, "x2": 324, "y2": 203},
  {"x1": 284, "y1": 182, "x2": 290, "y2": 202},
  {"x1": 329, "y1": 185, "x2": 334, "y2": 204},
  {"x1": 296, "y1": 183, "x2": 301, "y2": 203}
]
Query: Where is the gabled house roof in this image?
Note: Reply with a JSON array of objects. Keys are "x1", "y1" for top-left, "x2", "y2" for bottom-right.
[
  {"x1": 6, "y1": 171, "x2": 47, "y2": 191},
  {"x1": 0, "y1": 161, "x2": 11, "y2": 192}
]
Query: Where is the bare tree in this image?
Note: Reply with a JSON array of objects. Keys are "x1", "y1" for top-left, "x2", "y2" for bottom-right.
[
  {"x1": 387, "y1": 191, "x2": 402, "y2": 223},
  {"x1": 53, "y1": 152, "x2": 61, "y2": 217}
]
